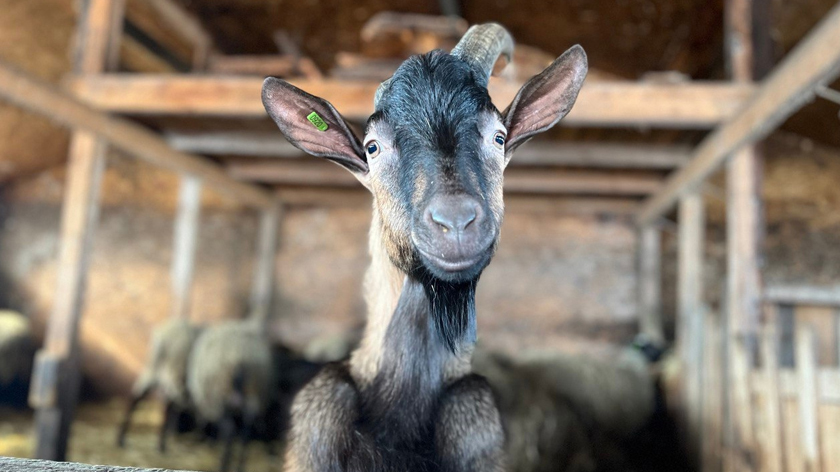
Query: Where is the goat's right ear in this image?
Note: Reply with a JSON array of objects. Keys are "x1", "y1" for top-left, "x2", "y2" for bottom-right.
[{"x1": 262, "y1": 77, "x2": 368, "y2": 177}]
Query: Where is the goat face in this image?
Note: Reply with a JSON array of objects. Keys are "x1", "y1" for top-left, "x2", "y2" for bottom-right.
[
  {"x1": 262, "y1": 24, "x2": 587, "y2": 284},
  {"x1": 362, "y1": 51, "x2": 504, "y2": 282}
]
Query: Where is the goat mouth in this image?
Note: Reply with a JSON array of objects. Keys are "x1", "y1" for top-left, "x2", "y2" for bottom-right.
[
  {"x1": 419, "y1": 249, "x2": 485, "y2": 272},
  {"x1": 414, "y1": 239, "x2": 495, "y2": 280}
]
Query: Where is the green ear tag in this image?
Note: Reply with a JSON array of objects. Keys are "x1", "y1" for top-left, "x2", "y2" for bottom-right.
[{"x1": 307, "y1": 111, "x2": 329, "y2": 131}]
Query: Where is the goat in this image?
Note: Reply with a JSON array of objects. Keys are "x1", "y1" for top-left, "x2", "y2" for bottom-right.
[
  {"x1": 116, "y1": 317, "x2": 202, "y2": 452},
  {"x1": 186, "y1": 317, "x2": 273, "y2": 472},
  {"x1": 262, "y1": 23, "x2": 587, "y2": 472},
  {"x1": 0, "y1": 310, "x2": 35, "y2": 407}
]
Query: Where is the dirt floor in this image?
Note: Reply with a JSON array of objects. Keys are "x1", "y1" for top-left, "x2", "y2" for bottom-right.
[{"x1": 0, "y1": 402, "x2": 284, "y2": 472}]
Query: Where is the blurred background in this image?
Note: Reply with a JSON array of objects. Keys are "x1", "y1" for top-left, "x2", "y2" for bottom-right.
[{"x1": 0, "y1": 0, "x2": 839, "y2": 471}]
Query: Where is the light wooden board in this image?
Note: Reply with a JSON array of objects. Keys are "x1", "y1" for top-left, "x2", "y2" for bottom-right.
[{"x1": 67, "y1": 75, "x2": 754, "y2": 127}]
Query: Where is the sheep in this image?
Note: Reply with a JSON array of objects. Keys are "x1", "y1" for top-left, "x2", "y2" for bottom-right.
[
  {"x1": 0, "y1": 310, "x2": 35, "y2": 407},
  {"x1": 116, "y1": 317, "x2": 202, "y2": 452},
  {"x1": 472, "y1": 338, "x2": 687, "y2": 472},
  {"x1": 262, "y1": 22, "x2": 588, "y2": 471},
  {"x1": 186, "y1": 317, "x2": 273, "y2": 472}
]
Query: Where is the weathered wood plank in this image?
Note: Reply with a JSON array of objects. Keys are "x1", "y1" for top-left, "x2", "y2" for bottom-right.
[
  {"x1": 765, "y1": 285, "x2": 840, "y2": 306},
  {"x1": 250, "y1": 200, "x2": 281, "y2": 323},
  {"x1": 0, "y1": 61, "x2": 274, "y2": 208},
  {"x1": 124, "y1": 0, "x2": 212, "y2": 69},
  {"x1": 758, "y1": 323, "x2": 784, "y2": 472},
  {"x1": 703, "y1": 314, "x2": 724, "y2": 472},
  {"x1": 168, "y1": 131, "x2": 691, "y2": 169},
  {"x1": 274, "y1": 187, "x2": 640, "y2": 215},
  {"x1": 637, "y1": 226, "x2": 664, "y2": 342},
  {"x1": 677, "y1": 191, "x2": 705, "y2": 455},
  {"x1": 227, "y1": 160, "x2": 664, "y2": 196},
  {"x1": 796, "y1": 327, "x2": 822, "y2": 472},
  {"x1": 208, "y1": 54, "x2": 299, "y2": 76},
  {"x1": 637, "y1": 2, "x2": 840, "y2": 224},
  {"x1": 0, "y1": 456, "x2": 194, "y2": 472},
  {"x1": 170, "y1": 176, "x2": 201, "y2": 319},
  {"x1": 32, "y1": 0, "x2": 118, "y2": 461},
  {"x1": 67, "y1": 75, "x2": 754, "y2": 127},
  {"x1": 724, "y1": 0, "x2": 768, "y2": 467},
  {"x1": 752, "y1": 367, "x2": 840, "y2": 403}
]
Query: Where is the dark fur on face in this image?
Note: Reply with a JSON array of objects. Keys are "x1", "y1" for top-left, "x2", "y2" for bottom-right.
[{"x1": 368, "y1": 51, "x2": 503, "y2": 352}]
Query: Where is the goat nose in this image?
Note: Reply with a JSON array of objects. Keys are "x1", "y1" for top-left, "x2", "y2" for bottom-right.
[{"x1": 426, "y1": 196, "x2": 481, "y2": 234}]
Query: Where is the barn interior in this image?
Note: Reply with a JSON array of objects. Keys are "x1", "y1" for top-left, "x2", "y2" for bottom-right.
[{"x1": 0, "y1": 0, "x2": 840, "y2": 471}]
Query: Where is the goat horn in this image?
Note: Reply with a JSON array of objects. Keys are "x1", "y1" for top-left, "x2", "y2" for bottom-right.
[{"x1": 451, "y1": 23, "x2": 514, "y2": 86}]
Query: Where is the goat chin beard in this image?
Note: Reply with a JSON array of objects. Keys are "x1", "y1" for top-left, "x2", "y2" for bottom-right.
[{"x1": 411, "y1": 265, "x2": 479, "y2": 354}]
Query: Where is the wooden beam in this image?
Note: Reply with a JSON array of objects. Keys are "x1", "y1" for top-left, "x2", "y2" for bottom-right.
[
  {"x1": 104, "y1": 0, "x2": 126, "y2": 71},
  {"x1": 30, "y1": 0, "x2": 118, "y2": 461},
  {"x1": 169, "y1": 131, "x2": 691, "y2": 169},
  {"x1": 637, "y1": 226, "x2": 664, "y2": 343},
  {"x1": 0, "y1": 62, "x2": 273, "y2": 208},
  {"x1": 67, "y1": 75, "x2": 754, "y2": 128},
  {"x1": 764, "y1": 285, "x2": 840, "y2": 306},
  {"x1": 637, "y1": 2, "x2": 840, "y2": 224},
  {"x1": 120, "y1": 35, "x2": 178, "y2": 73},
  {"x1": 725, "y1": 0, "x2": 767, "y2": 467},
  {"x1": 170, "y1": 176, "x2": 201, "y2": 320},
  {"x1": 677, "y1": 192, "x2": 705, "y2": 455},
  {"x1": 208, "y1": 55, "x2": 298, "y2": 77},
  {"x1": 227, "y1": 160, "x2": 664, "y2": 196},
  {"x1": 274, "y1": 187, "x2": 639, "y2": 215},
  {"x1": 124, "y1": 0, "x2": 212, "y2": 70},
  {"x1": 165, "y1": 131, "x2": 301, "y2": 157},
  {"x1": 250, "y1": 201, "x2": 281, "y2": 324}
]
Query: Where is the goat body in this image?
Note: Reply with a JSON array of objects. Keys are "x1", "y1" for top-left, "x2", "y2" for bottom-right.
[{"x1": 262, "y1": 23, "x2": 588, "y2": 472}]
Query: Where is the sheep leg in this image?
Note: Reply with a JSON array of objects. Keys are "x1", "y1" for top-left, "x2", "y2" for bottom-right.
[
  {"x1": 116, "y1": 381, "x2": 154, "y2": 448},
  {"x1": 236, "y1": 408, "x2": 257, "y2": 472},
  {"x1": 157, "y1": 400, "x2": 177, "y2": 453},
  {"x1": 434, "y1": 374, "x2": 506, "y2": 472},
  {"x1": 218, "y1": 410, "x2": 237, "y2": 472}
]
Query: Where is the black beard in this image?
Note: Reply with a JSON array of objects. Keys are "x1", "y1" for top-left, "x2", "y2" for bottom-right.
[{"x1": 412, "y1": 266, "x2": 478, "y2": 353}]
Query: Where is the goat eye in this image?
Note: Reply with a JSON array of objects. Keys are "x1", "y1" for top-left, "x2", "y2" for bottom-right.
[
  {"x1": 365, "y1": 140, "x2": 381, "y2": 158},
  {"x1": 493, "y1": 132, "x2": 506, "y2": 149}
]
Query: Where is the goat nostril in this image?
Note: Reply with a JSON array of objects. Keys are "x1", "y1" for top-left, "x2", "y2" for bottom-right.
[
  {"x1": 430, "y1": 209, "x2": 454, "y2": 232},
  {"x1": 463, "y1": 210, "x2": 477, "y2": 229}
]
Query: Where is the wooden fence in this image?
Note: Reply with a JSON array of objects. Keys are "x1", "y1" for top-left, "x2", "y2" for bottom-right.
[{"x1": 697, "y1": 294, "x2": 840, "y2": 472}]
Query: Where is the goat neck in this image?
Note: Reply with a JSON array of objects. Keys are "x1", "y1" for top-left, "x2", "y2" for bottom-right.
[{"x1": 349, "y1": 209, "x2": 474, "y2": 388}]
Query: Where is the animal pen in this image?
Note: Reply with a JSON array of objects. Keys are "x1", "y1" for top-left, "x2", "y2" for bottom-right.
[{"x1": 0, "y1": 0, "x2": 839, "y2": 471}]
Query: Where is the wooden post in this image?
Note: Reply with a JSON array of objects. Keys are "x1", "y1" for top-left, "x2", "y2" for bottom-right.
[
  {"x1": 29, "y1": 0, "x2": 119, "y2": 460},
  {"x1": 758, "y1": 320, "x2": 784, "y2": 472},
  {"x1": 638, "y1": 225, "x2": 664, "y2": 343},
  {"x1": 724, "y1": 0, "x2": 767, "y2": 468},
  {"x1": 250, "y1": 201, "x2": 281, "y2": 324},
  {"x1": 104, "y1": 0, "x2": 125, "y2": 71},
  {"x1": 703, "y1": 313, "x2": 724, "y2": 472},
  {"x1": 170, "y1": 176, "x2": 201, "y2": 319},
  {"x1": 678, "y1": 191, "x2": 705, "y2": 457},
  {"x1": 796, "y1": 327, "x2": 822, "y2": 472}
]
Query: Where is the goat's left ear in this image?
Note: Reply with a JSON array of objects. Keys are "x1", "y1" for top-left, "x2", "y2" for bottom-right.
[
  {"x1": 262, "y1": 77, "x2": 368, "y2": 179},
  {"x1": 502, "y1": 45, "x2": 587, "y2": 159}
]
